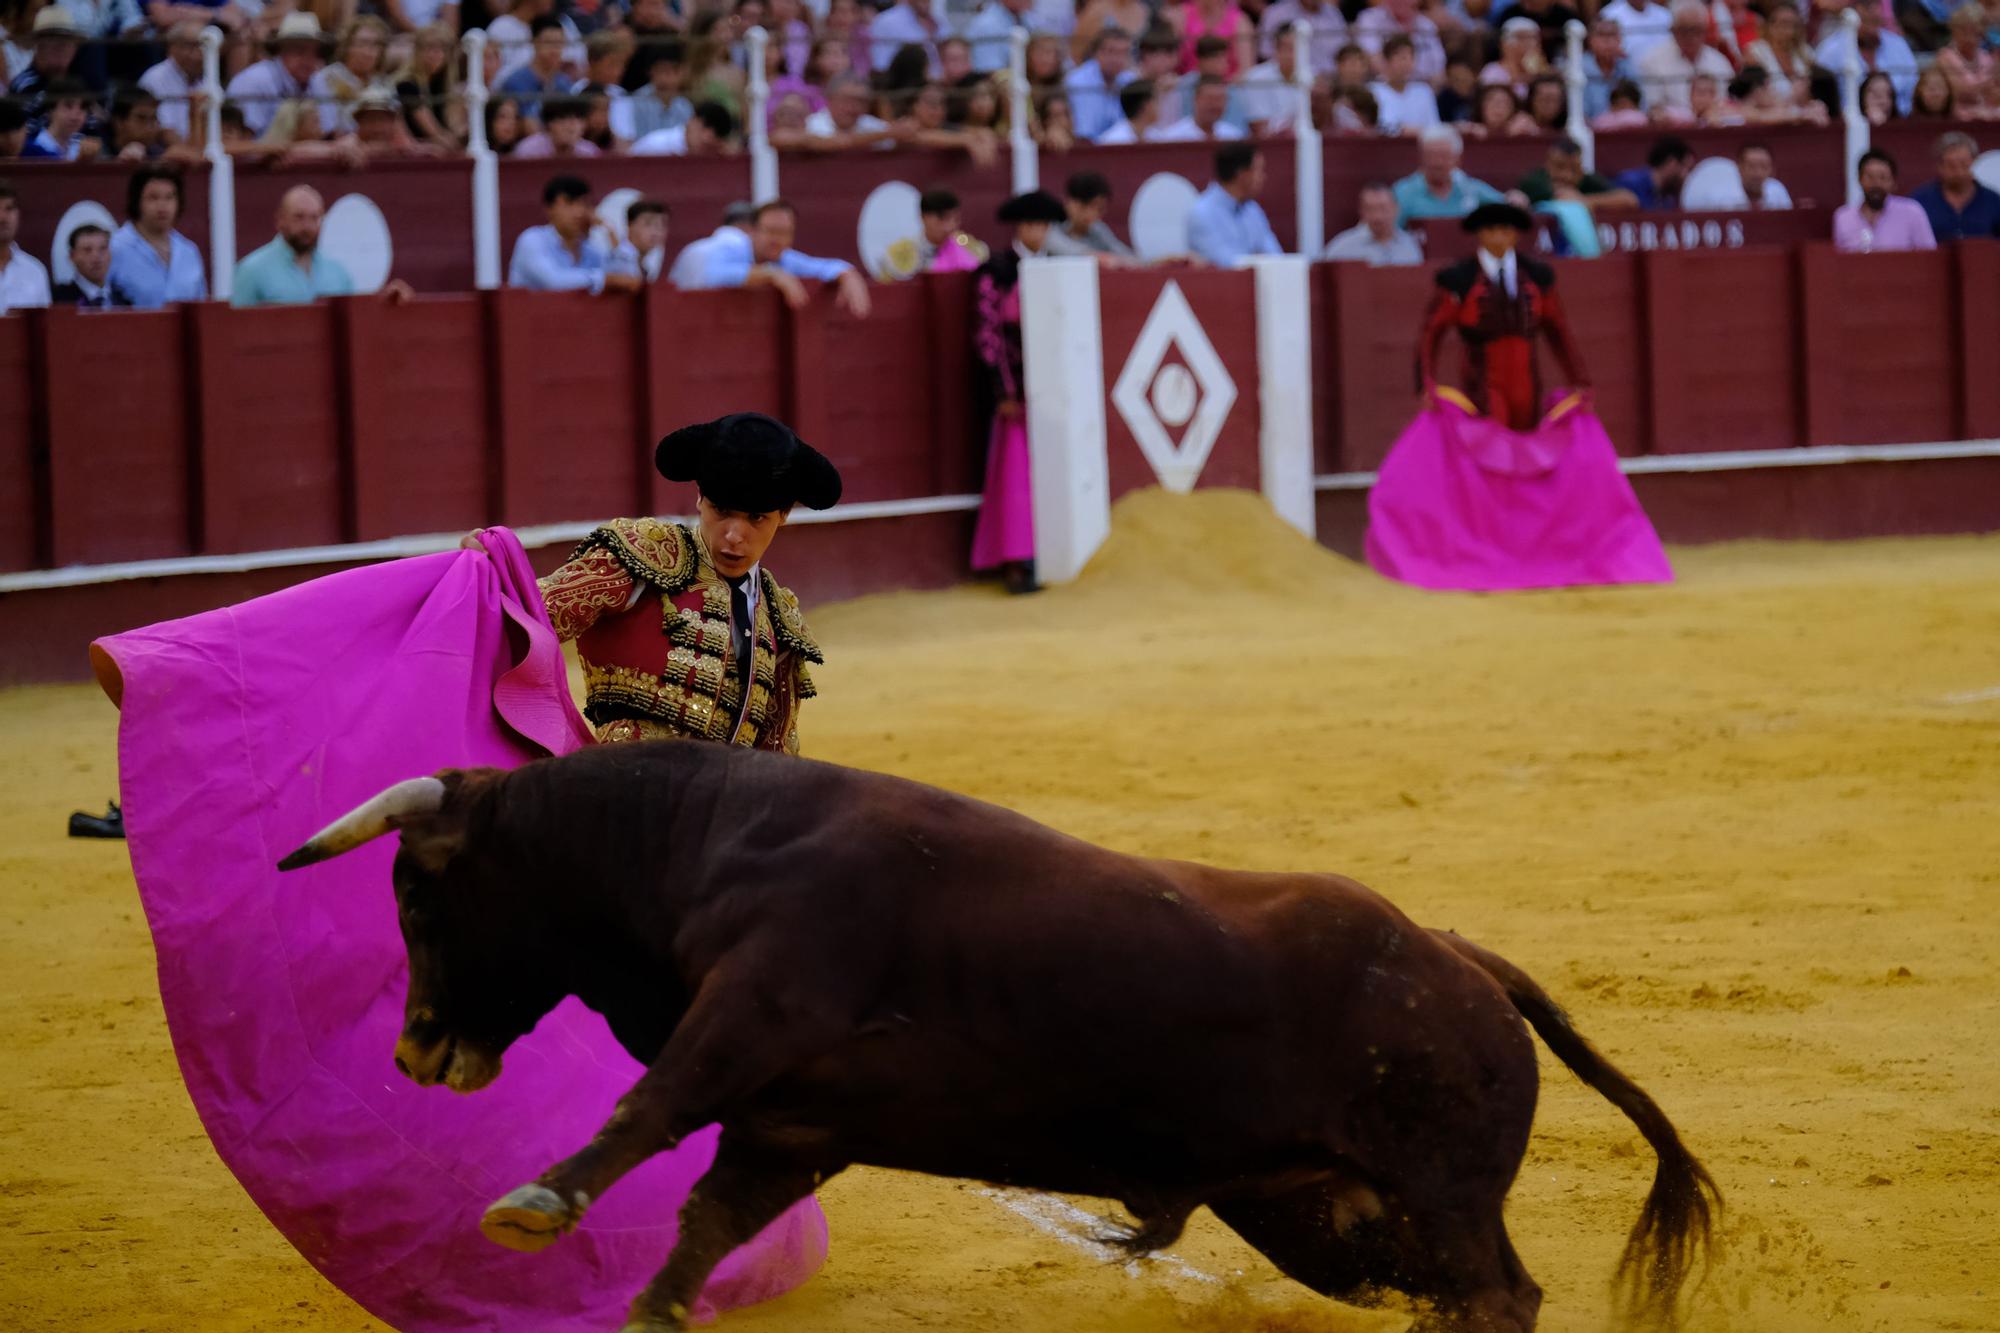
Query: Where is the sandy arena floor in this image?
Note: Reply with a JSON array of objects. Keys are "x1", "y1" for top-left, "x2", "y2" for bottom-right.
[{"x1": 2, "y1": 490, "x2": 1997, "y2": 1332}]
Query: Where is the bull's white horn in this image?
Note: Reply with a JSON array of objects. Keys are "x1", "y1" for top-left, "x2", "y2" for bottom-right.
[{"x1": 276, "y1": 776, "x2": 448, "y2": 871}]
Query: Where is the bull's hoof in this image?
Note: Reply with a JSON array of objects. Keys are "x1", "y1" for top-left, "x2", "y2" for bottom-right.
[
  {"x1": 619, "y1": 1299, "x2": 689, "y2": 1332},
  {"x1": 481, "y1": 1184, "x2": 578, "y2": 1253}
]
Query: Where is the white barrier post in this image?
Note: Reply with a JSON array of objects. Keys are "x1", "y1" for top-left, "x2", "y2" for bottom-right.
[
  {"x1": 1290, "y1": 19, "x2": 1322, "y2": 256},
  {"x1": 199, "y1": 25, "x2": 235, "y2": 302},
  {"x1": 1563, "y1": 19, "x2": 1593, "y2": 169},
  {"x1": 746, "y1": 26, "x2": 779, "y2": 202},
  {"x1": 1008, "y1": 28, "x2": 1038, "y2": 193},
  {"x1": 462, "y1": 30, "x2": 501, "y2": 289},
  {"x1": 1252, "y1": 255, "x2": 1315, "y2": 537},
  {"x1": 1020, "y1": 256, "x2": 1107, "y2": 583},
  {"x1": 1838, "y1": 7, "x2": 1867, "y2": 207}
]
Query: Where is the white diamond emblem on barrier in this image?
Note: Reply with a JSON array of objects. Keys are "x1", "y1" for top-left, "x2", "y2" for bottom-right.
[{"x1": 1110, "y1": 280, "x2": 1237, "y2": 494}]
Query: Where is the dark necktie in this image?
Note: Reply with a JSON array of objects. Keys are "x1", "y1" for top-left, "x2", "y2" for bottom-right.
[{"x1": 726, "y1": 575, "x2": 753, "y2": 694}]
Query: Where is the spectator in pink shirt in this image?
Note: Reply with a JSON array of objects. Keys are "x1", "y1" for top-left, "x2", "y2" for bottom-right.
[
  {"x1": 1834, "y1": 148, "x2": 1939, "y2": 251},
  {"x1": 513, "y1": 96, "x2": 603, "y2": 156}
]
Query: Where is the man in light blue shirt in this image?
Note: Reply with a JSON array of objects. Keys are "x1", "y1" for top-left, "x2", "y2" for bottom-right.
[
  {"x1": 962, "y1": 0, "x2": 1055, "y2": 74},
  {"x1": 1812, "y1": 4, "x2": 1917, "y2": 115},
  {"x1": 678, "y1": 198, "x2": 872, "y2": 318},
  {"x1": 508, "y1": 175, "x2": 644, "y2": 294},
  {"x1": 1064, "y1": 25, "x2": 1137, "y2": 141},
  {"x1": 1392, "y1": 125, "x2": 1504, "y2": 225},
  {"x1": 233, "y1": 186, "x2": 356, "y2": 307},
  {"x1": 1186, "y1": 142, "x2": 1284, "y2": 266},
  {"x1": 107, "y1": 164, "x2": 206, "y2": 309}
]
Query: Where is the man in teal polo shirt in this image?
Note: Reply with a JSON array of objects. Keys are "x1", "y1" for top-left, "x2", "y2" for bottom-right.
[
  {"x1": 232, "y1": 185, "x2": 355, "y2": 308},
  {"x1": 1392, "y1": 125, "x2": 1505, "y2": 226}
]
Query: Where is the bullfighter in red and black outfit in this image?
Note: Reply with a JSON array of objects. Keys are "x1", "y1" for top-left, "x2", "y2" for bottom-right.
[
  {"x1": 1417, "y1": 203, "x2": 1589, "y2": 431},
  {"x1": 534, "y1": 413, "x2": 841, "y2": 754}
]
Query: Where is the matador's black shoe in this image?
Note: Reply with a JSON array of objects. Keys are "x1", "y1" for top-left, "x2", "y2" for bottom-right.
[{"x1": 68, "y1": 801, "x2": 126, "y2": 840}]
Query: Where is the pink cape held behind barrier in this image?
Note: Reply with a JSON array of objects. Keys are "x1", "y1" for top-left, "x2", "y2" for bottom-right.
[
  {"x1": 88, "y1": 528, "x2": 827, "y2": 1332},
  {"x1": 1365, "y1": 391, "x2": 1674, "y2": 592}
]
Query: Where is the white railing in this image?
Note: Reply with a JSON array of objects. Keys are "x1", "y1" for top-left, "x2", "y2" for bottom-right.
[
  {"x1": 462, "y1": 29, "x2": 501, "y2": 290},
  {"x1": 199, "y1": 25, "x2": 235, "y2": 301},
  {"x1": 1008, "y1": 28, "x2": 1037, "y2": 194},
  {"x1": 1563, "y1": 19, "x2": 1593, "y2": 169},
  {"x1": 746, "y1": 26, "x2": 779, "y2": 203},
  {"x1": 1837, "y1": 7, "x2": 1867, "y2": 207},
  {"x1": 1291, "y1": 19, "x2": 1322, "y2": 256}
]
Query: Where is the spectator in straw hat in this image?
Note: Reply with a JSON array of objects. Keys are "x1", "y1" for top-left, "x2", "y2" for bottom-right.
[
  {"x1": 226, "y1": 12, "x2": 329, "y2": 136},
  {"x1": 7, "y1": 5, "x2": 83, "y2": 132}
]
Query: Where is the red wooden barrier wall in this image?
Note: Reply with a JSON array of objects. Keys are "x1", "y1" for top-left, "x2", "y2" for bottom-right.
[
  {"x1": 4, "y1": 241, "x2": 1996, "y2": 588},
  {"x1": 344, "y1": 294, "x2": 491, "y2": 540},
  {"x1": 189, "y1": 301, "x2": 346, "y2": 553},
  {"x1": 39, "y1": 307, "x2": 193, "y2": 566},
  {"x1": 0, "y1": 318, "x2": 37, "y2": 572},
  {"x1": 490, "y1": 288, "x2": 647, "y2": 526},
  {"x1": 1645, "y1": 247, "x2": 1801, "y2": 455},
  {"x1": 1800, "y1": 244, "x2": 1960, "y2": 447}
]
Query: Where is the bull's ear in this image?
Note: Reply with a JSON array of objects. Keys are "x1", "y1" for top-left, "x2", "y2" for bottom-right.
[{"x1": 396, "y1": 767, "x2": 502, "y2": 875}]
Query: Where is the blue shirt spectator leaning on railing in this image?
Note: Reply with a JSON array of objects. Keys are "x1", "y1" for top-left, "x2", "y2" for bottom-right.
[
  {"x1": 677, "y1": 197, "x2": 872, "y2": 318},
  {"x1": 509, "y1": 174, "x2": 643, "y2": 294}
]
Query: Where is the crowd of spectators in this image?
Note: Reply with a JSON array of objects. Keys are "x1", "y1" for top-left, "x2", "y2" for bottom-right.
[{"x1": 4, "y1": 0, "x2": 1999, "y2": 165}]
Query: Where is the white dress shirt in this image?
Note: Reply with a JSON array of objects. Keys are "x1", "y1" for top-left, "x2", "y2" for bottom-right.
[
  {"x1": 1477, "y1": 245, "x2": 1518, "y2": 297},
  {"x1": 0, "y1": 244, "x2": 52, "y2": 314}
]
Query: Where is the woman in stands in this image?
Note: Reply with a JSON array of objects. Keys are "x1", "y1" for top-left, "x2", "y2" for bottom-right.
[
  {"x1": 394, "y1": 23, "x2": 465, "y2": 149},
  {"x1": 311, "y1": 16, "x2": 393, "y2": 135},
  {"x1": 1173, "y1": 0, "x2": 1254, "y2": 77},
  {"x1": 1745, "y1": 1, "x2": 1817, "y2": 106},
  {"x1": 1859, "y1": 70, "x2": 1897, "y2": 125},
  {"x1": 1911, "y1": 64, "x2": 1960, "y2": 118},
  {"x1": 1524, "y1": 74, "x2": 1567, "y2": 131},
  {"x1": 1034, "y1": 88, "x2": 1077, "y2": 149},
  {"x1": 1935, "y1": 4, "x2": 1995, "y2": 111},
  {"x1": 1470, "y1": 82, "x2": 1537, "y2": 136},
  {"x1": 484, "y1": 94, "x2": 525, "y2": 153}
]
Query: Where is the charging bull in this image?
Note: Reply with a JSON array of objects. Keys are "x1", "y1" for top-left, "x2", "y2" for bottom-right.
[{"x1": 278, "y1": 741, "x2": 1717, "y2": 1332}]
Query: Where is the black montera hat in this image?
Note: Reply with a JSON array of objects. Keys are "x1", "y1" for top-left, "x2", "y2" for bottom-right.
[
  {"x1": 997, "y1": 190, "x2": 1068, "y2": 225},
  {"x1": 1463, "y1": 202, "x2": 1536, "y2": 233},
  {"x1": 654, "y1": 413, "x2": 843, "y2": 513}
]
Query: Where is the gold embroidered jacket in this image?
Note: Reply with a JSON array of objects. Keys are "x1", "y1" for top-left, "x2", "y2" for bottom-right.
[{"x1": 537, "y1": 518, "x2": 821, "y2": 754}]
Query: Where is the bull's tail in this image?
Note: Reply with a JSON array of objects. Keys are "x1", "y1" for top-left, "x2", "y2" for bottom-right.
[{"x1": 1437, "y1": 931, "x2": 1721, "y2": 1329}]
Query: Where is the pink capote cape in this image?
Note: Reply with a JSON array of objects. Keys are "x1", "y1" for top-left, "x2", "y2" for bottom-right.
[
  {"x1": 89, "y1": 528, "x2": 827, "y2": 1332},
  {"x1": 1365, "y1": 392, "x2": 1673, "y2": 592}
]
